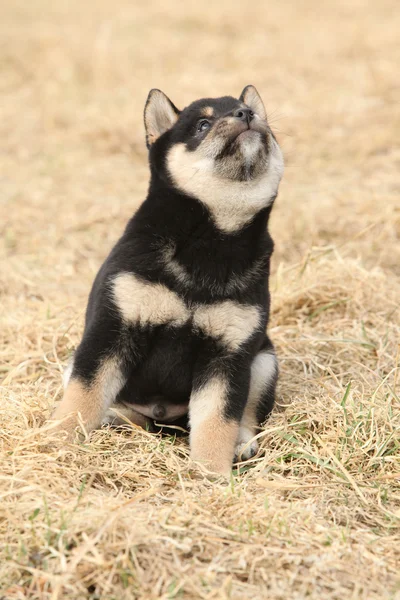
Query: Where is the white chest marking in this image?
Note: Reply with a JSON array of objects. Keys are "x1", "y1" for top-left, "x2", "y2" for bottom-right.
[
  {"x1": 112, "y1": 272, "x2": 190, "y2": 326},
  {"x1": 167, "y1": 138, "x2": 284, "y2": 233},
  {"x1": 112, "y1": 274, "x2": 261, "y2": 351},
  {"x1": 193, "y1": 301, "x2": 261, "y2": 351}
]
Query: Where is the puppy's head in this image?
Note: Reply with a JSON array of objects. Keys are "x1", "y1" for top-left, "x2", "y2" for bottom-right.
[{"x1": 144, "y1": 86, "x2": 284, "y2": 229}]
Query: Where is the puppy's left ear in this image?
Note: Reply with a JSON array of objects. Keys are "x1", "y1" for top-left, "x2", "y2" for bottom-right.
[
  {"x1": 144, "y1": 89, "x2": 180, "y2": 148},
  {"x1": 239, "y1": 85, "x2": 267, "y2": 121}
]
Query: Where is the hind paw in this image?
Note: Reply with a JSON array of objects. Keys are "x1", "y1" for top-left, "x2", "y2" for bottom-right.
[{"x1": 234, "y1": 427, "x2": 259, "y2": 462}]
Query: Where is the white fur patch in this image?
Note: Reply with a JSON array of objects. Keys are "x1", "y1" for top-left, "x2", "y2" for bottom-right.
[
  {"x1": 235, "y1": 426, "x2": 259, "y2": 461},
  {"x1": 167, "y1": 136, "x2": 284, "y2": 233},
  {"x1": 112, "y1": 272, "x2": 190, "y2": 326},
  {"x1": 236, "y1": 350, "x2": 278, "y2": 458},
  {"x1": 98, "y1": 358, "x2": 127, "y2": 411},
  {"x1": 63, "y1": 356, "x2": 74, "y2": 389},
  {"x1": 102, "y1": 403, "x2": 150, "y2": 429},
  {"x1": 189, "y1": 375, "x2": 228, "y2": 430},
  {"x1": 103, "y1": 401, "x2": 188, "y2": 425},
  {"x1": 113, "y1": 273, "x2": 260, "y2": 352},
  {"x1": 193, "y1": 301, "x2": 261, "y2": 351},
  {"x1": 241, "y1": 131, "x2": 262, "y2": 167},
  {"x1": 248, "y1": 351, "x2": 278, "y2": 406}
]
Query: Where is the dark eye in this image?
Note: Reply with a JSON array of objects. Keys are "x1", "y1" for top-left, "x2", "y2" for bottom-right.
[{"x1": 197, "y1": 119, "x2": 210, "y2": 133}]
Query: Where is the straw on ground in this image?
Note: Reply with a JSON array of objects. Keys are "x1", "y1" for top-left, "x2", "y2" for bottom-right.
[{"x1": 1, "y1": 1, "x2": 399, "y2": 598}]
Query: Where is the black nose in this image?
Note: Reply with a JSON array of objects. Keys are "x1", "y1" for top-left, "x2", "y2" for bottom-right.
[{"x1": 233, "y1": 107, "x2": 254, "y2": 123}]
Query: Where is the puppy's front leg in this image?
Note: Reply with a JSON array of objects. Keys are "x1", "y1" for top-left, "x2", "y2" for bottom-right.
[
  {"x1": 51, "y1": 330, "x2": 128, "y2": 439},
  {"x1": 189, "y1": 362, "x2": 250, "y2": 477}
]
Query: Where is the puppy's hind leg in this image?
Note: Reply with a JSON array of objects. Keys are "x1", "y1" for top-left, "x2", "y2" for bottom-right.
[
  {"x1": 235, "y1": 342, "x2": 278, "y2": 462},
  {"x1": 51, "y1": 328, "x2": 129, "y2": 439}
]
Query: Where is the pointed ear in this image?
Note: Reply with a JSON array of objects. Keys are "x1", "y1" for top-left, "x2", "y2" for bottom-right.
[
  {"x1": 144, "y1": 89, "x2": 180, "y2": 147},
  {"x1": 239, "y1": 85, "x2": 267, "y2": 120}
]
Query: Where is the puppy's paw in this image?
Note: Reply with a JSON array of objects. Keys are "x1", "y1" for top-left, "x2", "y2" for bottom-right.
[
  {"x1": 190, "y1": 451, "x2": 233, "y2": 479},
  {"x1": 43, "y1": 412, "x2": 87, "y2": 445},
  {"x1": 234, "y1": 427, "x2": 259, "y2": 462},
  {"x1": 33, "y1": 420, "x2": 77, "y2": 453},
  {"x1": 190, "y1": 459, "x2": 232, "y2": 480}
]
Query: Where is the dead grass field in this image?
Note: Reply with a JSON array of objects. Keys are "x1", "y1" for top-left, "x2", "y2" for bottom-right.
[{"x1": 1, "y1": 0, "x2": 399, "y2": 598}]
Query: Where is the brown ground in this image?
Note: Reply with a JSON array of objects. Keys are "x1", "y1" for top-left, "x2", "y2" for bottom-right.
[{"x1": 1, "y1": 1, "x2": 399, "y2": 598}]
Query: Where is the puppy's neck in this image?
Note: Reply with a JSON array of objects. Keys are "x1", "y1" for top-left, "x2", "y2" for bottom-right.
[{"x1": 164, "y1": 141, "x2": 283, "y2": 234}]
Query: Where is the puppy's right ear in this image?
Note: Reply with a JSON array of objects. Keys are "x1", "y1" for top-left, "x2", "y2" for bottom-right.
[{"x1": 144, "y1": 89, "x2": 180, "y2": 148}]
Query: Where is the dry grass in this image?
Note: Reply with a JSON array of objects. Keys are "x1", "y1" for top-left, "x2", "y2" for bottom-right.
[{"x1": 1, "y1": 0, "x2": 400, "y2": 598}]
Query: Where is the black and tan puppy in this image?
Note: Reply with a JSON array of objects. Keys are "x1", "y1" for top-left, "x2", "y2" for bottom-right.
[{"x1": 53, "y1": 85, "x2": 284, "y2": 476}]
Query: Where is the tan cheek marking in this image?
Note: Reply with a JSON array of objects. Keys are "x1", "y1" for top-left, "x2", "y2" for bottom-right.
[
  {"x1": 189, "y1": 376, "x2": 238, "y2": 476},
  {"x1": 193, "y1": 301, "x2": 260, "y2": 351},
  {"x1": 113, "y1": 272, "x2": 190, "y2": 326},
  {"x1": 52, "y1": 358, "x2": 125, "y2": 438}
]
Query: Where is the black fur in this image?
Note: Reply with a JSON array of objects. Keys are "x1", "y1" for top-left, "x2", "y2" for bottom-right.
[{"x1": 63, "y1": 88, "x2": 283, "y2": 465}]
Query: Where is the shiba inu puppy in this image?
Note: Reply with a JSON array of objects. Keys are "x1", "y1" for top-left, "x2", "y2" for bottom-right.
[{"x1": 52, "y1": 85, "x2": 284, "y2": 476}]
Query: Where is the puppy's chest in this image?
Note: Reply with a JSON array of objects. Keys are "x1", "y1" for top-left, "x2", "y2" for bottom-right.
[
  {"x1": 112, "y1": 272, "x2": 263, "y2": 352},
  {"x1": 162, "y1": 240, "x2": 268, "y2": 297}
]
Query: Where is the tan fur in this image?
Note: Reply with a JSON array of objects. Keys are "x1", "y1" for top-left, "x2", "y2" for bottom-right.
[
  {"x1": 53, "y1": 358, "x2": 126, "y2": 437},
  {"x1": 190, "y1": 415, "x2": 239, "y2": 476},
  {"x1": 162, "y1": 243, "x2": 192, "y2": 287},
  {"x1": 113, "y1": 272, "x2": 260, "y2": 351},
  {"x1": 189, "y1": 376, "x2": 228, "y2": 425},
  {"x1": 201, "y1": 106, "x2": 214, "y2": 117},
  {"x1": 144, "y1": 89, "x2": 179, "y2": 146},
  {"x1": 52, "y1": 379, "x2": 93, "y2": 437},
  {"x1": 193, "y1": 301, "x2": 260, "y2": 351},
  {"x1": 167, "y1": 138, "x2": 284, "y2": 232},
  {"x1": 189, "y1": 375, "x2": 237, "y2": 475},
  {"x1": 112, "y1": 272, "x2": 190, "y2": 326}
]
